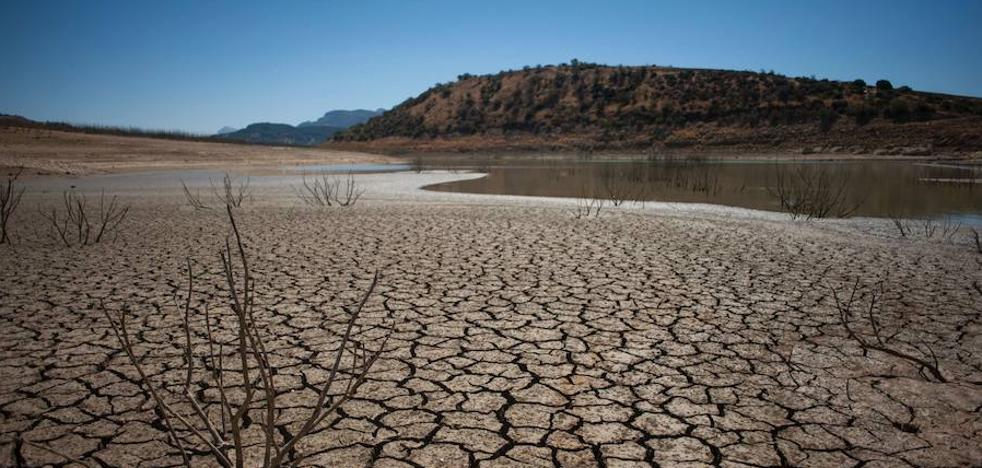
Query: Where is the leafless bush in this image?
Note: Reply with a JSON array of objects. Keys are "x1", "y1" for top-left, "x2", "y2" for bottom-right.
[
  {"x1": 769, "y1": 165, "x2": 863, "y2": 220},
  {"x1": 889, "y1": 213, "x2": 963, "y2": 242},
  {"x1": 830, "y1": 278, "x2": 946, "y2": 383},
  {"x1": 920, "y1": 218, "x2": 938, "y2": 238},
  {"x1": 0, "y1": 167, "x2": 26, "y2": 244},
  {"x1": 888, "y1": 212, "x2": 911, "y2": 238},
  {"x1": 103, "y1": 206, "x2": 389, "y2": 467},
  {"x1": 181, "y1": 179, "x2": 211, "y2": 210},
  {"x1": 211, "y1": 173, "x2": 252, "y2": 207},
  {"x1": 296, "y1": 172, "x2": 363, "y2": 207},
  {"x1": 600, "y1": 169, "x2": 638, "y2": 207},
  {"x1": 39, "y1": 190, "x2": 129, "y2": 247},
  {"x1": 939, "y1": 216, "x2": 962, "y2": 243},
  {"x1": 972, "y1": 228, "x2": 981, "y2": 254},
  {"x1": 570, "y1": 195, "x2": 604, "y2": 219},
  {"x1": 334, "y1": 172, "x2": 364, "y2": 207},
  {"x1": 295, "y1": 173, "x2": 338, "y2": 206}
]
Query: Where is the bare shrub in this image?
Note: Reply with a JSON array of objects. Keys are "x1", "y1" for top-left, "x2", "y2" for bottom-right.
[
  {"x1": 600, "y1": 168, "x2": 638, "y2": 207},
  {"x1": 920, "y1": 218, "x2": 937, "y2": 239},
  {"x1": 181, "y1": 179, "x2": 211, "y2": 210},
  {"x1": 334, "y1": 172, "x2": 364, "y2": 207},
  {"x1": 296, "y1": 172, "x2": 363, "y2": 207},
  {"x1": 939, "y1": 216, "x2": 962, "y2": 243},
  {"x1": 972, "y1": 228, "x2": 981, "y2": 254},
  {"x1": 1, "y1": 167, "x2": 26, "y2": 244},
  {"x1": 295, "y1": 173, "x2": 338, "y2": 206},
  {"x1": 769, "y1": 165, "x2": 863, "y2": 220},
  {"x1": 39, "y1": 190, "x2": 129, "y2": 247},
  {"x1": 570, "y1": 195, "x2": 604, "y2": 219},
  {"x1": 102, "y1": 206, "x2": 389, "y2": 467},
  {"x1": 889, "y1": 213, "x2": 964, "y2": 243},
  {"x1": 830, "y1": 278, "x2": 946, "y2": 383},
  {"x1": 211, "y1": 173, "x2": 252, "y2": 207}
]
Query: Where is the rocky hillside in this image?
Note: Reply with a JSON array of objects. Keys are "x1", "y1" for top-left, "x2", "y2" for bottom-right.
[{"x1": 329, "y1": 63, "x2": 982, "y2": 155}]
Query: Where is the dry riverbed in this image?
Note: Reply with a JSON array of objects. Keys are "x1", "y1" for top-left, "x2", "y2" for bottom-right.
[{"x1": 1, "y1": 171, "x2": 981, "y2": 467}]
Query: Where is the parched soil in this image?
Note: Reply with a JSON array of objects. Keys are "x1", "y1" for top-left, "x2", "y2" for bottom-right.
[
  {"x1": 1, "y1": 175, "x2": 981, "y2": 467},
  {"x1": 0, "y1": 126, "x2": 400, "y2": 176}
]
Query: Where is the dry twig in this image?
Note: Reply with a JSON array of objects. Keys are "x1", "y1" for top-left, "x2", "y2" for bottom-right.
[
  {"x1": 830, "y1": 278, "x2": 947, "y2": 383},
  {"x1": 102, "y1": 206, "x2": 388, "y2": 467},
  {"x1": 0, "y1": 167, "x2": 26, "y2": 244}
]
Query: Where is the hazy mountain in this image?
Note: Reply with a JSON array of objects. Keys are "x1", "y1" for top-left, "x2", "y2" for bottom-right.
[
  {"x1": 329, "y1": 63, "x2": 982, "y2": 154},
  {"x1": 213, "y1": 109, "x2": 383, "y2": 146},
  {"x1": 218, "y1": 123, "x2": 343, "y2": 146},
  {"x1": 298, "y1": 109, "x2": 384, "y2": 128}
]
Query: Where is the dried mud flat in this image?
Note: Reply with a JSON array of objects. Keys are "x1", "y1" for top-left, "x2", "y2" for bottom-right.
[
  {"x1": 0, "y1": 126, "x2": 398, "y2": 176},
  {"x1": 1, "y1": 172, "x2": 981, "y2": 467}
]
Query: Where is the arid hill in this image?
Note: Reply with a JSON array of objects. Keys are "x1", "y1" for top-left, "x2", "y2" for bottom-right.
[{"x1": 328, "y1": 63, "x2": 982, "y2": 156}]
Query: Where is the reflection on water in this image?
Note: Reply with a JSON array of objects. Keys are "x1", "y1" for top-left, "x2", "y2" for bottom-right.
[{"x1": 425, "y1": 159, "x2": 982, "y2": 219}]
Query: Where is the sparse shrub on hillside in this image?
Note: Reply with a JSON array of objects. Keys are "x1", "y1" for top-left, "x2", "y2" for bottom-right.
[
  {"x1": 850, "y1": 79, "x2": 867, "y2": 94},
  {"x1": 329, "y1": 64, "x2": 978, "y2": 146},
  {"x1": 851, "y1": 104, "x2": 878, "y2": 126},
  {"x1": 818, "y1": 109, "x2": 840, "y2": 132},
  {"x1": 876, "y1": 79, "x2": 894, "y2": 92},
  {"x1": 884, "y1": 98, "x2": 911, "y2": 123}
]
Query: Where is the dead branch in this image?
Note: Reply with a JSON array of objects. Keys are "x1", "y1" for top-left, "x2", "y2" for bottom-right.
[
  {"x1": 334, "y1": 172, "x2": 364, "y2": 207},
  {"x1": 39, "y1": 189, "x2": 129, "y2": 247},
  {"x1": 296, "y1": 172, "x2": 363, "y2": 207},
  {"x1": 211, "y1": 173, "x2": 251, "y2": 207},
  {"x1": 0, "y1": 167, "x2": 26, "y2": 244},
  {"x1": 295, "y1": 173, "x2": 337, "y2": 207},
  {"x1": 769, "y1": 165, "x2": 864, "y2": 220},
  {"x1": 181, "y1": 179, "x2": 211, "y2": 210},
  {"x1": 101, "y1": 205, "x2": 388, "y2": 468},
  {"x1": 830, "y1": 279, "x2": 947, "y2": 383}
]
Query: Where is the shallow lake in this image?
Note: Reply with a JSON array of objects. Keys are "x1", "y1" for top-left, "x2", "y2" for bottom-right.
[{"x1": 424, "y1": 158, "x2": 982, "y2": 221}]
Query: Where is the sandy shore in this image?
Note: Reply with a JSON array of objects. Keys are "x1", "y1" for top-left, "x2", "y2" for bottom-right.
[
  {"x1": 0, "y1": 126, "x2": 402, "y2": 176},
  {"x1": 1, "y1": 170, "x2": 981, "y2": 466}
]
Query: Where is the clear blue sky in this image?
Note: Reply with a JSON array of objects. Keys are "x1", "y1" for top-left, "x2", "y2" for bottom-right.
[{"x1": 2, "y1": 0, "x2": 980, "y2": 134}]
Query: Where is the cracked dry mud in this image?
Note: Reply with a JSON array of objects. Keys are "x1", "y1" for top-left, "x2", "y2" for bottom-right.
[{"x1": 1, "y1": 185, "x2": 981, "y2": 467}]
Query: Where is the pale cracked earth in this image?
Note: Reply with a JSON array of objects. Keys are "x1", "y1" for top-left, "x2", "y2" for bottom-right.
[{"x1": 1, "y1": 173, "x2": 981, "y2": 467}]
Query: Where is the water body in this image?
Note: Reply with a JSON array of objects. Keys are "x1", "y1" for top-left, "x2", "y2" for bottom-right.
[{"x1": 425, "y1": 158, "x2": 982, "y2": 220}]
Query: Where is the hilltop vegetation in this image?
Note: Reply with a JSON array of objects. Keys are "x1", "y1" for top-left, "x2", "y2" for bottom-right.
[{"x1": 330, "y1": 63, "x2": 982, "y2": 155}]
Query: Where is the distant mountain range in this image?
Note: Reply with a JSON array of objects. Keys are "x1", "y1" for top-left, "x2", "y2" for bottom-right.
[
  {"x1": 328, "y1": 63, "x2": 982, "y2": 155},
  {"x1": 299, "y1": 109, "x2": 384, "y2": 128},
  {"x1": 215, "y1": 123, "x2": 344, "y2": 146},
  {"x1": 216, "y1": 109, "x2": 383, "y2": 146}
]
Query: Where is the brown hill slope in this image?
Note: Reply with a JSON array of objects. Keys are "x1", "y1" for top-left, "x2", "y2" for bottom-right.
[{"x1": 328, "y1": 64, "x2": 982, "y2": 156}]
